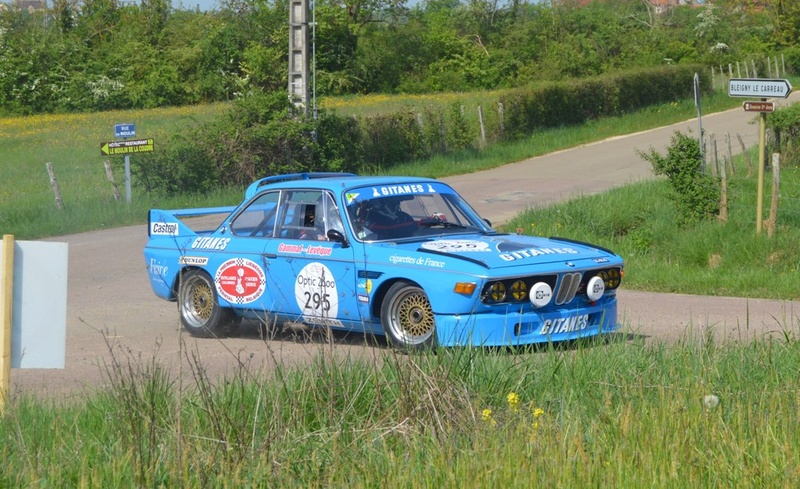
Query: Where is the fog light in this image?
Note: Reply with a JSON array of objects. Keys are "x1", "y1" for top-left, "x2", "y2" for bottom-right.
[
  {"x1": 529, "y1": 282, "x2": 552, "y2": 308},
  {"x1": 587, "y1": 276, "x2": 605, "y2": 301},
  {"x1": 487, "y1": 282, "x2": 506, "y2": 302},
  {"x1": 510, "y1": 280, "x2": 527, "y2": 301}
]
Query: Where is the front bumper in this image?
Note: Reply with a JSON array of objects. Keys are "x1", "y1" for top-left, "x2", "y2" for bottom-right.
[{"x1": 435, "y1": 298, "x2": 618, "y2": 347}]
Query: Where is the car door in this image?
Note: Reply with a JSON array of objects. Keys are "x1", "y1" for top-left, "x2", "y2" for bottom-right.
[
  {"x1": 222, "y1": 190, "x2": 283, "y2": 318},
  {"x1": 262, "y1": 189, "x2": 359, "y2": 329}
]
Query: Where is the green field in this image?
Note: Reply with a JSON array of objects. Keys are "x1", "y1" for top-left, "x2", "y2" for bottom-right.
[{"x1": 0, "y1": 89, "x2": 742, "y2": 239}]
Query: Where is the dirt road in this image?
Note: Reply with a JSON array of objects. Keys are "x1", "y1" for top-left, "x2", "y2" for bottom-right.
[{"x1": 11, "y1": 96, "x2": 800, "y2": 399}]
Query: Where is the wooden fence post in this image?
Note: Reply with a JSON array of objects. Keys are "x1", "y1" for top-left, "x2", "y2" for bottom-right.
[
  {"x1": 497, "y1": 102, "x2": 504, "y2": 140},
  {"x1": 1, "y1": 234, "x2": 13, "y2": 413},
  {"x1": 737, "y1": 134, "x2": 753, "y2": 176},
  {"x1": 45, "y1": 162, "x2": 64, "y2": 210},
  {"x1": 766, "y1": 153, "x2": 780, "y2": 238},
  {"x1": 718, "y1": 150, "x2": 727, "y2": 223},
  {"x1": 477, "y1": 105, "x2": 486, "y2": 146},
  {"x1": 725, "y1": 133, "x2": 734, "y2": 176},
  {"x1": 711, "y1": 134, "x2": 718, "y2": 177}
]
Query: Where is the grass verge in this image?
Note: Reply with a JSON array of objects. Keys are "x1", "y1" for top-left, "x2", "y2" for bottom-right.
[{"x1": 2, "y1": 329, "x2": 799, "y2": 487}]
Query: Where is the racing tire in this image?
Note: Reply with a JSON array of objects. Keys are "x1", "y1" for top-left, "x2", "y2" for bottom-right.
[
  {"x1": 178, "y1": 269, "x2": 240, "y2": 338},
  {"x1": 380, "y1": 281, "x2": 437, "y2": 350}
]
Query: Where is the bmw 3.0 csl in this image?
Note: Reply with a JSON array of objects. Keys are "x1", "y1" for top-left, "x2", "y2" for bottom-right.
[{"x1": 144, "y1": 173, "x2": 624, "y2": 349}]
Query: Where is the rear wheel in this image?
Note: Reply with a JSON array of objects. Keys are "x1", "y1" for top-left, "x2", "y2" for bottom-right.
[
  {"x1": 178, "y1": 269, "x2": 240, "y2": 338},
  {"x1": 380, "y1": 281, "x2": 437, "y2": 350}
]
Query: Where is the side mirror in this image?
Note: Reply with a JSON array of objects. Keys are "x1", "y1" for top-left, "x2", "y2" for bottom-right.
[
  {"x1": 484, "y1": 218, "x2": 492, "y2": 227},
  {"x1": 327, "y1": 229, "x2": 349, "y2": 248}
]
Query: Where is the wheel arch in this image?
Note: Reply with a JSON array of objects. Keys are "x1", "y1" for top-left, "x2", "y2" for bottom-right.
[
  {"x1": 171, "y1": 265, "x2": 207, "y2": 300},
  {"x1": 370, "y1": 277, "x2": 423, "y2": 319}
]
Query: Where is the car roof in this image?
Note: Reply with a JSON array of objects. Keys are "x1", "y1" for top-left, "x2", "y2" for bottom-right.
[{"x1": 244, "y1": 172, "x2": 442, "y2": 199}]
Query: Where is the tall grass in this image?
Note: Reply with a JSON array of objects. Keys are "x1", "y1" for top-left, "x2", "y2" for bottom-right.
[{"x1": 3, "y1": 330, "x2": 800, "y2": 486}]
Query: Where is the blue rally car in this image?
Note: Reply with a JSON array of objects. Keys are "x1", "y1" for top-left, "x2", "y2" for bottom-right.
[{"x1": 144, "y1": 173, "x2": 624, "y2": 349}]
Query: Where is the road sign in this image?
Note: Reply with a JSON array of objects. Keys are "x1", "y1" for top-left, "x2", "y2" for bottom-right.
[
  {"x1": 114, "y1": 123, "x2": 136, "y2": 139},
  {"x1": 101, "y1": 138, "x2": 154, "y2": 156},
  {"x1": 728, "y1": 78, "x2": 792, "y2": 99},
  {"x1": 742, "y1": 101, "x2": 775, "y2": 113}
]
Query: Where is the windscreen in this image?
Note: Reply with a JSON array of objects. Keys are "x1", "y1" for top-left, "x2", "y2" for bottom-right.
[{"x1": 344, "y1": 182, "x2": 492, "y2": 241}]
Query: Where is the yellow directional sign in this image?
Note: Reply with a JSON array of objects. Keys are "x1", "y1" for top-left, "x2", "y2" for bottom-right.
[{"x1": 100, "y1": 138, "x2": 155, "y2": 156}]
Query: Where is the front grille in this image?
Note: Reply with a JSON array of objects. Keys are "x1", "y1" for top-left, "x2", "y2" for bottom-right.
[
  {"x1": 480, "y1": 266, "x2": 622, "y2": 306},
  {"x1": 555, "y1": 272, "x2": 582, "y2": 305}
]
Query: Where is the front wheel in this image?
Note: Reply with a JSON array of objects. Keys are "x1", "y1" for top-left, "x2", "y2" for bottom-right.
[
  {"x1": 178, "y1": 269, "x2": 240, "y2": 338},
  {"x1": 380, "y1": 281, "x2": 437, "y2": 350}
]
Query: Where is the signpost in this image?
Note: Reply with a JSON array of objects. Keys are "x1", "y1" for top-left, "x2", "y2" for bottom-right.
[
  {"x1": 728, "y1": 78, "x2": 792, "y2": 99},
  {"x1": 728, "y1": 78, "x2": 793, "y2": 235},
  {"x1": 102, "y1": 121, "x2": 154, "y2": 204},
  {"x1": 100, "y1": 139, "x2": 154, "y2": 156},
  {"x1": 114, "y1": 123, "x2": 136, "y2": 139},
  {"x1": 742, "y1": 101, "x2": 775, "y2": 113}
]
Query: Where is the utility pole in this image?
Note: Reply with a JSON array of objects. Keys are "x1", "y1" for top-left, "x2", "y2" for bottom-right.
[{"x1": 288, "y1": 0, "x2": 311, "y2": 115}]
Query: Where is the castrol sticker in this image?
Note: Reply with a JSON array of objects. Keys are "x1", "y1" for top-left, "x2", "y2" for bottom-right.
[
  {"x1": 295, "y1": 262, "x2": 339, "y2": 319},
  {"x1": 215, "y1": 258, "x2": 266, "y2": 304}
]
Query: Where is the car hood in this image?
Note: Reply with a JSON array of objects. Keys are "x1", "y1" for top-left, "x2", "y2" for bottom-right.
[{"x1": 384, "y1": 234, "x2": 619, "y2": 269}]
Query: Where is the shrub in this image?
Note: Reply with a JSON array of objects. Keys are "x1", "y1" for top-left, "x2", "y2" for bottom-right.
[
  {"x1": 131, "y1": 91, "x2": 363, "y2": 194},
  {"x1": 637, "y1": 130, "x2": 720, "y2": 225},
  {"x1": 768, "y1": 102, "x2": 800, "y2": 167}
]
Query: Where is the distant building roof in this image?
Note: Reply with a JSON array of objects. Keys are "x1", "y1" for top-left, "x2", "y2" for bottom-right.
[{"x1": 15, "y1": 0, "x2": 46, "y2": 11}]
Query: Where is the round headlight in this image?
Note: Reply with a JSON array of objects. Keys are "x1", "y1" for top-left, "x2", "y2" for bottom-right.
[
  {"x1": 510, "y1": 280, "x2": 528, "y2": 301},
  {"x1": 586, "y1": 276, "x2": 605, "y2": 301},
  {"x1": 488, "y1": 282, "x2": 506, "y2": 302},
  {"x1": 529, "y1": 282, "x2": 552, "y2": 308}
]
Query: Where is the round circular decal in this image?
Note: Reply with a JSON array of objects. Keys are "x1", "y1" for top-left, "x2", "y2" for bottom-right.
[
  {"x1": 295, "y1": 262, "x2": 339, "y2": 319},
  {"x1": 215, "y1": 258, "x2": 266, "y2": 304},
  {"x1": 420, "y1": 240, "x2": 491, "y2": 253}
]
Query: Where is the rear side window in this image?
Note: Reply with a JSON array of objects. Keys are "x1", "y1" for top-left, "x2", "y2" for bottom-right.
[{"x1": 230, "y1": 191, "x2": 280, "y2": 237}]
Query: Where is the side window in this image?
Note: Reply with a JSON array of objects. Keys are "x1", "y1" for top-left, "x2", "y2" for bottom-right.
[
  {"x1": 230, "y1": 191, "x2": 280, "y2": 237},
  {"x1": 322, "y1": 192, "x2": 345, "y2": 235},
  {"x1": 277, "y1": 190, "x2": 324, "y2": 240}
]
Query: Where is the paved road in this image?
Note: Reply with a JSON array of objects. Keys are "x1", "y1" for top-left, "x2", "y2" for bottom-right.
[{"x1": 11, "y1": 94, "x2": 800, "y2": 399}]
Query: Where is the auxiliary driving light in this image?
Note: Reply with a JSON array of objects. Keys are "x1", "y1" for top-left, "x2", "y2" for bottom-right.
[
  {"x1": 510, "y1": 280, "x2": 527, "y2": 301},
  {"x1": 586, "y1": 276, "x2": 605, "y2": 301},
  {"x1": 487, "y1": 282, "x2": 506, "y2": 302},
  {"x1": 529, "y1": 282, "x2": 552, "y2": 308}
]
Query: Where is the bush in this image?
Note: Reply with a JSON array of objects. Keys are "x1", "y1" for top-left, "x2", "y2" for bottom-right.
[
  {"x1": 131, "y1": 91, "x2": 366, "y2": 194},
  {"x1": 637, "y1": 131, "x2": 720, "y2": 225},
  {"x1": 498, "y1": 65, "x2": 706, "y2": 141},
  {"x1": 768, "y1": 102, "x2": 800, "y2": 167}
]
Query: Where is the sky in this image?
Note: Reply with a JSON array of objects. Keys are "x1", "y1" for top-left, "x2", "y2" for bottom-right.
[{"x1": 173, "y1": 0, "x2": 220, "y2": 11}]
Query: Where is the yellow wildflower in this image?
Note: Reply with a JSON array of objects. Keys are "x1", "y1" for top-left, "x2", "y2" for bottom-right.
[{"x1": 507, "y1": 392, "x2": 520, "y2": 412}]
